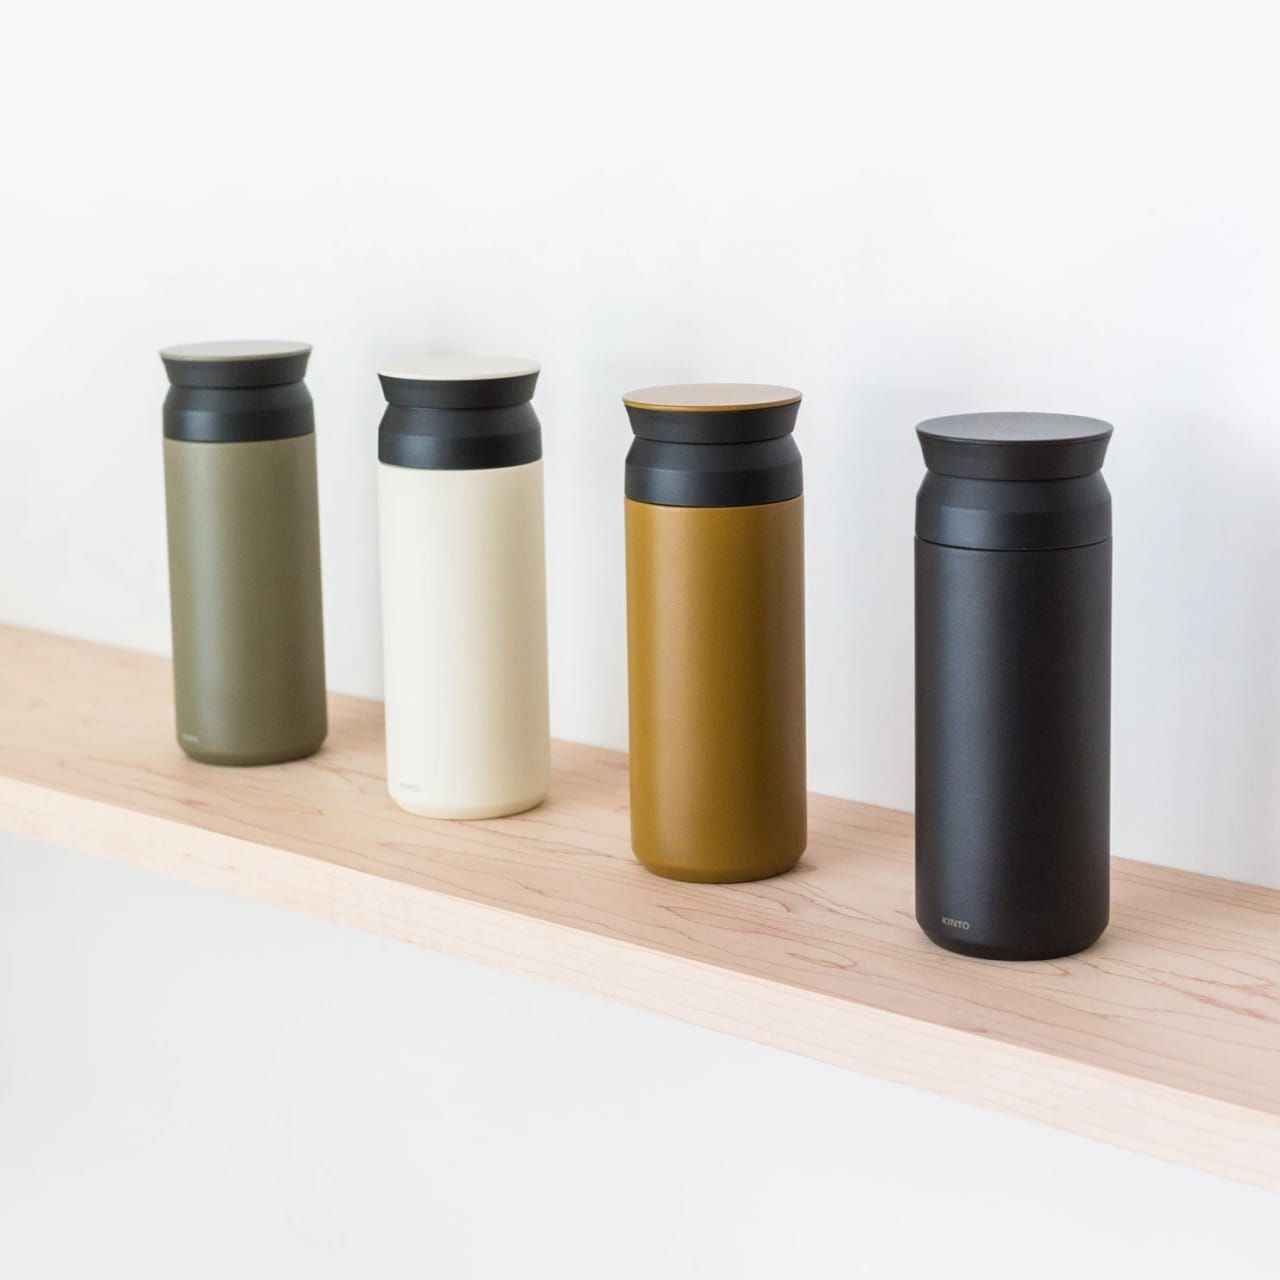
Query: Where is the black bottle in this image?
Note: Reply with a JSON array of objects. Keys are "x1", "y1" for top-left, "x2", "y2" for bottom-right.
[{"x1": 914, "y1": 412, "x2": 1113, "y2": 960}]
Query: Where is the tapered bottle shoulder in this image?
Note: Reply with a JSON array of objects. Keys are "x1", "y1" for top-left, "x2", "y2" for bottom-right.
[{"x1": 915, "y1": 470, "x2": 1111, "y2": 551}]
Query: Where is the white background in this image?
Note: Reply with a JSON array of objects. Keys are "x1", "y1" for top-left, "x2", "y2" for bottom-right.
[{"x1": 1, "y1": 1, "x2": 1277, "y2": 1274}]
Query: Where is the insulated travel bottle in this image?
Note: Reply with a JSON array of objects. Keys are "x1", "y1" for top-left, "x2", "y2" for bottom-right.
[
  {"x1": 377, "y1": 355, "x2": 550, "y2": 819},
  {"x1": 160, "y1": 339, "x2": 327, "y2": 766},
  {"x1": 915, "y1": 412, "x2": 1113, "y2": 960},
  {"x1": 624, "y1": 383, "x2": 806, "y2": 882}
]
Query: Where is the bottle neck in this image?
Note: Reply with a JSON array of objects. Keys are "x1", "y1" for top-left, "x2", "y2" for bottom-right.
[
  {"x1": 163, "y1": 381, "x2": 314, "y2": 444},
  {"x1": 916, "y1": 471, "x2": 1112, "y2": 551},
  {"x1": 379, "y1": 402, "x2": 542, "y2": 471},
  {"x1": 625, "y1": 436, "x2": 803, "y2": 508}
]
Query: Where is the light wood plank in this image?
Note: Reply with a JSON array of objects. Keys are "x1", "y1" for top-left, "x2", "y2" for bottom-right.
[{"x1": 0, "y1": 624, "x2": 1276, "y2": 1188}]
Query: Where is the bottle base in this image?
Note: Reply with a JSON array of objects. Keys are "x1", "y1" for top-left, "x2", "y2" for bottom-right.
[
  {"x1": 178, "y1": 737, "x2": 326, "y2": 768},
  {"x1": 633, "y1": 852, "x2": 805, "y2": 885},
  {"x1": 917, "y1": 916, "x2": 1107, "y2": 962},
  {"x1": 388, "y1": 790, "x2": 547, "y2": 821}
]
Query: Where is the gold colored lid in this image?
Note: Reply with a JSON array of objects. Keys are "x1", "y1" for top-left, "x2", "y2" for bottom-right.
[{"x1": 622, "y1": 383, "x2": 802, "y2": 413}]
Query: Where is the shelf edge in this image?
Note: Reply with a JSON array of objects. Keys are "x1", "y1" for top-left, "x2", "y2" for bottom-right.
[{"x1": 1, "y1": 772, "x2": 1275, "y2": 1191}]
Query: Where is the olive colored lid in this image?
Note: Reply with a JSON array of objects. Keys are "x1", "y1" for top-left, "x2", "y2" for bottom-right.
[
  {"x1": 623, "y1": 383, "x2": 802, "y2": 445},
  {"x1": 377, "y1": 355, "x2": 542, "y2": 471},
  {"x1": 917, "y1": 412, "x2": 1113, "y2": 481},
  {"x1": 159, "y1": 340, "x2": 312, "y2": 390},
  {"x1": 379, "y1": 355, "x2": 540, "y2": 410}
]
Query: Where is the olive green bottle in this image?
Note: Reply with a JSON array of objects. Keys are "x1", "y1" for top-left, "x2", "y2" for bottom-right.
[
  {"x1": 160, "y1": 340, "x2": 327, "y2": 765},
  {"x1": 623, "y1": 383, "x2": 807, "y2": 882}
]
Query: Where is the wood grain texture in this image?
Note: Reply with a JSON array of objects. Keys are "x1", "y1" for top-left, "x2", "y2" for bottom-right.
[{"x1": 0, "y1": 624, "x2": 1276, "y2": 1189}]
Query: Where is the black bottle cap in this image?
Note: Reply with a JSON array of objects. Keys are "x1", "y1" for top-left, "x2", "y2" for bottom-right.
[
  {"x1": 623, "y1": 384, "x2": 804, "y2": 508},
  {"x1": 916, "y1": 412, "x2": 1114, "y2": 550},
  {"x1": 916, "y1": 412, "x2": 1113, "y2": 481},
  {"x1": 159, "y1": 340, "x2": 312, "y2": 390},
  {"x1": 378, "y1": 356, "x2": 542, "y2": 470},
  {"x1": 160, "y1": 341, "x2": 314, "y2": 443}
]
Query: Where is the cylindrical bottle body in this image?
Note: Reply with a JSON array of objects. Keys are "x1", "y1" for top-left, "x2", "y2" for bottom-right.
[
  {"x1": 163, "y1": 434, "x2": 327, "y2": 765},
  {"x1": 915, "y1": 538, "x2": 1111, "y2": 958},
  {"x1": 376, "y1": 358, "x2": 549, "y2": 820},
  {"x1": 625, "y1": 496, "x2": 806, "y2": 881}
]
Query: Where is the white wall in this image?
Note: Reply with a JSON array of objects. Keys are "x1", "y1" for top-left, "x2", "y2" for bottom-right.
[
  {"x1": 2, "y1": 831, "x2": 1275, "y2": 1280},
  {"x1": 1, "y1": 5, "x2": 1277, "y2": 1273}
]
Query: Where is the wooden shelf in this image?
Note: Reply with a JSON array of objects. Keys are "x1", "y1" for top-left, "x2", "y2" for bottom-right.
[{"x1": 1, "y1": 625, "x2": 1277, "y2": 1189}]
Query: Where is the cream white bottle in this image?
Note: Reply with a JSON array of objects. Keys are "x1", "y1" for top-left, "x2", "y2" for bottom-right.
[{"x1": 376, "y1": 356, "x2": 550, "y2": 819}]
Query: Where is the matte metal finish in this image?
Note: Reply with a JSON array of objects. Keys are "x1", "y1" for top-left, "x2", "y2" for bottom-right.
[
  {"x1": 378, "y1": 367, "x2": 542, "y2": 470},
  {"x1": 623, "y1": 384, "x2": 807, "y2": 881},
  {"x1": 915, "y1": 470, "x2": 1112, "y2": 551},
  {"x1": 625, "y1": 434, "x2": 802, "y2": 507},
  {"x1": 625, "y1": 497, "x2": 807, "y2": 883},
  {"x1": 159, "y1": 340, "x2": 313, "y2": 392},
  {"x1": 378, "y1": 460, "x2": 550, "y2": 819},
  {"x1": 623, "y1": 389, "x2": 801, "y2": 448},
  {"x1": 914, "y1": 412, "x2": 1112, "y2": 960},
  {"x1": 163, "y1": 380, "x2": 316, "y2": 444},
  {"x1": 915, "y1": 539, "x2": 1111, "y2": 959},
  {"x1": 377, "y1": 361, "x2": 549, "y2": 819},
  {"x1": 164, "y1": 435, "x2": 327, "y2": 765},
  {"x1": 624, "y1": 405, "x2": 801, "y2": 446},
  {"x1": 162, "y1": 340, "x2": 316, "y2": 445},
  {"x1": 917, "y1": 411, "x2": 1112, "y2": 480},
  {"x1": 379, "y1": 369, "x2": 539, "y2": 410},
  {"x1": 623, "y1": 383, "x2": 803, "y2": 508}
]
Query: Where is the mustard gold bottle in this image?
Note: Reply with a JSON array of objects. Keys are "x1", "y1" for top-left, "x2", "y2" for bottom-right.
[{"x1": 623, "y1": 384, "x2": 806, "y2": 883}]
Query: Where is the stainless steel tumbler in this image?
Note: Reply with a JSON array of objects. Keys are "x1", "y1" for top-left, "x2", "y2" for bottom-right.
[
  {"x1": 160, "y1": 340, "x2": 327, "y2": 766},
  {"x1": 377, "y1": 355, "x2": 550, "y2": 819},
  {"x1": 915, "y1": 412, "x2": 1113, "y2": 960},
  {"x1": 623, "y1": 383, "x2": 807, "y2": 883}
]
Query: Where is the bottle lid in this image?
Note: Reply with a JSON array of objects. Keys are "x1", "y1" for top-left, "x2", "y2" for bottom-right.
[
  {"x1": 159, "y1": 340, "x2": 312, "y2": 389},
  {"x1": 377, "y1": 355, "x2": 542, "y2": 471},
  {"x1": 917, "y1": 412, "x2": 1112, "y2": 481},
  {"x1": 379, "y1": 355, "x2": 540, "y2": 410},
  {"x1": 623, "y1": 383, "x2": 801, "y2": 445},
  {"x1": 623, "y1": 384, "x2": 803, "y2": 507}
]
